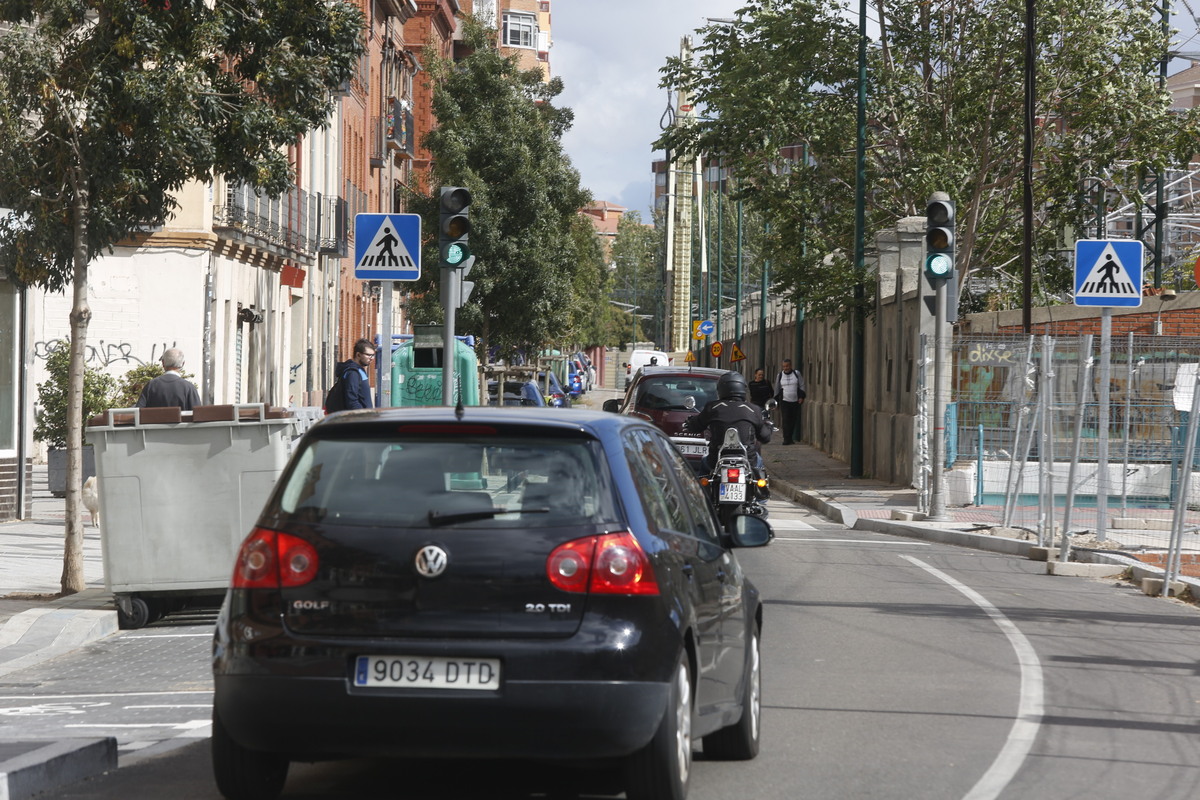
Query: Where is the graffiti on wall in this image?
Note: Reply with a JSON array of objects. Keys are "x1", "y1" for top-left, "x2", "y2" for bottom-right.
[{"x1": 34, "y1": 339, "x2": 181, "y2": 370}]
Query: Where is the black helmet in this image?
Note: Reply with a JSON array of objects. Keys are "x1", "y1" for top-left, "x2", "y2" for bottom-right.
[{"x1": 717, "y1": 371, "x2": 749, "y2": 400}]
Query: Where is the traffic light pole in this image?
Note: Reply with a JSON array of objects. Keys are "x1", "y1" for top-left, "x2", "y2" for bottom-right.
[
  {"x1": 929, "y1": 281, "x2": 949, "y2": 521},
  {"x1": 441, "y1": 266, "x2": 458, "y2": 405},
  {"x1": 923, "y1": 192, "x2": 955, "y2": 522}
]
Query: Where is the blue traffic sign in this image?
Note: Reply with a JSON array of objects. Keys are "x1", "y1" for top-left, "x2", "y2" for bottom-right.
[
  {"x1": 698, "y1": 319, "x2": 715, "y2": 336},
  {"x1": 1074, "y1": 239, "x2": 1143, "y2": 308},
  {"x1": 354, "y1": 213, "x2": 421, "y2": 280}
]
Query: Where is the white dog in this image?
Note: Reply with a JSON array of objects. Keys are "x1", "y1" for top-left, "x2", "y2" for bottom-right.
[{"x1": 81, "y1": 475, "x2": 100, "y2": 529}]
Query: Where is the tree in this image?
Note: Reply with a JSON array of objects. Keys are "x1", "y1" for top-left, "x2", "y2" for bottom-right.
[
  {"x1": 407, "y1": 17, "x2": 591, "y2": 359},
  {"x1": 0, "y1": 0, "x2": 363, "y2": 593},
  {"x1": 609, "y1": 210, "x2": 661, "y2": 347},
  {"x1": 658, "y1": 0, "x2": 1200, "y2": 318}
]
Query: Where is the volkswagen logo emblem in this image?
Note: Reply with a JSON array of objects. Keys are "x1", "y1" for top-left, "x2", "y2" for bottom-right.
[{"x1": 415, "y1": 545, "x2": 449, "y2": 578}]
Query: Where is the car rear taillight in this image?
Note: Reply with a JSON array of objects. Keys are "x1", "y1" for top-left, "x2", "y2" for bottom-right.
[
  {"x1": 232, "y1": 527, "x2": 319, "y2": 589},
  {"x1": 546, "y1": 532, "x2": 659, "y2": 596}
]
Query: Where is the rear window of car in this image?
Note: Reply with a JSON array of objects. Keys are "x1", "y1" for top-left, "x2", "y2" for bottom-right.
[
  {"x1": 275, "y1": 435, "x2": 619, "y2": 529},
  {"x1": 634, "y1": 375, "x2": 719, "y2": 411}
]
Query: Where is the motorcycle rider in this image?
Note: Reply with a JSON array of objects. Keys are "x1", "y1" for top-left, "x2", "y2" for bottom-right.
[{"x1": 685, "y1": 371, "x2": 773, "y2": 476}]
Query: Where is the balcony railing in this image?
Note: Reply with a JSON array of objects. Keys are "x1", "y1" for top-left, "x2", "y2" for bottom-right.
[{"x1": 214, "y1": 183, "x2": 350, "y2": 261}]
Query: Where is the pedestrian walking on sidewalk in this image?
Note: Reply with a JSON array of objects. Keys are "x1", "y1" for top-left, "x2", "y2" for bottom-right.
[
  {"x1": 336, "y1": 338, "x2": 377, "y2": 410},
  {"x1": 137, "y1": 348, "x2": 200, "y2": 410},
  {"x1": 748, "y1": 368, "x2": 773, "y2": 410},
  {"x1": 774, "y1": 358, "x2": 806, "y2": 445}
]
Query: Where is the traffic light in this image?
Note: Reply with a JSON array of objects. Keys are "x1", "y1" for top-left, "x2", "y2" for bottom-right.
[
  {"x1": 439, "y1": 186, "x2": 473, "y2": 271},
  {"x1": 924, "y1": 193, "x2": 955, "y2": 288}
]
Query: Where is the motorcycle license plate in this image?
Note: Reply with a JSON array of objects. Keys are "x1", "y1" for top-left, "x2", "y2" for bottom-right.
[{"x1": 719, "y1": 483, "x2": 747, "y2": 503}]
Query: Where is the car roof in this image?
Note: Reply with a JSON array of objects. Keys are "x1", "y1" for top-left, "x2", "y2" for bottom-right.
[
  {"x1": 311, "y1": 406, "x2": 648, "y2": 438},
  {"x1": 635, "y1": 366, "x2": 728, "y2": 379}
]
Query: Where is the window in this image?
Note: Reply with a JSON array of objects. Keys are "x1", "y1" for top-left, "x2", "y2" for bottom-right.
[
  {"x1": 503, "y1": 12, "x2": 536, "y2": 48},
  {"x1": 623, "y1": 429, "x2": 690, "y2": 535}
]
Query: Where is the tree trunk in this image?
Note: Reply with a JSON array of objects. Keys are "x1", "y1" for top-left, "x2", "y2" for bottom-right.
[{"x1": 60, "y1": 190, "x2": 91, "y2": 595}]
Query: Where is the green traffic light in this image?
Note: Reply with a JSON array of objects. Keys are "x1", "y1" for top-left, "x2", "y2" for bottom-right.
[
  {"x1": 925, "y1": 252, "x2": 953, "y2": 277},
  {"x1": 443, "y1": 242, "x2": 470, "y2": 266}
]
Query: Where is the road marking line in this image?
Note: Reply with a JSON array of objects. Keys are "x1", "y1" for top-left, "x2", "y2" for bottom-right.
[
  {"x1": 124, "y1": 633, "x2": 211, "y2": 638},
  {"x1": 901, "y1": 555, "x2": 1044, "y2": 800},
  {"x1": 0, "y1": 691, "x2": 209, "y2": 701},
  {"x1": 126, "y1": 704, "x2": 212, "y2": 709},
  {"x1": 775, "y1": 538, "x2": 932, "y2": 545}
]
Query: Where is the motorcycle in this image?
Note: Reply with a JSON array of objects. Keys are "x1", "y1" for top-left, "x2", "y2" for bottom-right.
[{"x1": 699, "y1": 428, "x2": 770, "y2": 530}]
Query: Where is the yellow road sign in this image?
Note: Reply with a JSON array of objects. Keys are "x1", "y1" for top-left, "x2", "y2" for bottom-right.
[
  {"x1": 692, "y1": 320, "x2": 705, "y2": 341},
  {"x1": 684, "y1": 350, "x2": 696, "y2": 363},
  {"x1": 730, "y1": 343, "x2": 746, "y2": 362}
]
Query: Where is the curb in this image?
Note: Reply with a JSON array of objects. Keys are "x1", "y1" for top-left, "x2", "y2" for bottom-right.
[
  {"x1": 773, "y1": 476, "x2": 1200, "y2": 599},
  {"x1": 0, "y1": 589, "x2": 118, "y2": 679},
  {"x1": 0, "y1": 738, "x2": 117, "y2": 800}
]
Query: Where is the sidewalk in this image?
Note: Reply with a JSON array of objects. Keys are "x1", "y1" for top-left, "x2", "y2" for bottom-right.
[{"x1": 0, "y1": 468, "x2": 119, "y2": 800}]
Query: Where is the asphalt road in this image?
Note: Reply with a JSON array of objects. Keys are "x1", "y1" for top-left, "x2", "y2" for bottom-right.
[{"x1": 11, "y1": 499, "x2": 1200, "y2": 799}]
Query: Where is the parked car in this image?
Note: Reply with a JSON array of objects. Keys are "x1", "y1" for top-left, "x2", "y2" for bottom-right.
[
  {"x1": 212, "y1": 407, "x2": 772, "y2": 800},
  {"x1": 537, "y1": 369, "x2": 571, "y2": 408},
  {"x1": 624, "y1": 349, "x2": 672, "y2": 389},
  {"x1": 486, "y1": 378, "x2": 547, "y2": 407},
  {"x1": 604, "y1": 365, "x2": 728, "y2": 475},
  {"x1": 575, "y1": 351, "x2": 598, "y2": 390},
  {"x1": 565, "y1": 362, "x2": 585, "y2": 399}
]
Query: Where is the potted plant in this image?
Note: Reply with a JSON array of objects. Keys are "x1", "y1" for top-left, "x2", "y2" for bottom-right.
[{"x1": 35, "y1": 346, "x2": 116, "y2": 497}]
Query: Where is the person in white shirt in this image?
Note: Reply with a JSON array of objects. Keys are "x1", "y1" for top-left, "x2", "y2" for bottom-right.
[{"x1": 773, "y1": 358, "x2": 807, "y2": 445}]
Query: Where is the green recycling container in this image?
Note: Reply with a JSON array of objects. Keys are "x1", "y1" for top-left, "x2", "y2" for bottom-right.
[{"x1": 389, "y1": 339, "x2": 480, "y2": 407}]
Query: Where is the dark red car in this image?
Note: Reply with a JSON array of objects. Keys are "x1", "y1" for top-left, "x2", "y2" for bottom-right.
[{"x1": 603, "y1": 366, "x2": 729, "y2": 474}]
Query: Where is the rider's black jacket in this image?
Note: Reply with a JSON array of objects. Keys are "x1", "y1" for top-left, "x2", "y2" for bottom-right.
[{"x1": 684, "y1": 398, "x2": 773, "y2": 467}]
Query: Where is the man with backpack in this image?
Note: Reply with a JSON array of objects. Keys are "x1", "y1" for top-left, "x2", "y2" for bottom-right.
[{"x1": 325, "y1": 338, "x2": 376, "y2": 412}]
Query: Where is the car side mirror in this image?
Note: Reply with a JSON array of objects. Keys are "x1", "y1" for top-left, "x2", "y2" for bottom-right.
[
  {"x1": 684, "y1": 396, "x2": 696, "y2": 410},
  {"x1": 729, "y1": 514, "x2": 773, "y2": 547},
  {"x1": 602, "y1": 399, "x2": 620, "y2": 413}
]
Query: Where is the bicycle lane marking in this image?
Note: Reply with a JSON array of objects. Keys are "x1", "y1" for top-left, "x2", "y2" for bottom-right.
[{"x1": 900, "y1": 555, "x2": 1044, "y2": 800}]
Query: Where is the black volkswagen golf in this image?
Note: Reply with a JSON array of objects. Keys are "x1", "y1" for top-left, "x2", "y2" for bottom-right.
[{"x1": 212, "y1": 407, "x2": 772, "y2": 800}]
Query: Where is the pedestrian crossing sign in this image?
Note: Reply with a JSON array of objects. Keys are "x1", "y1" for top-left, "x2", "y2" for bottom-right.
[
  {"x1": 354, "y1": 213, "x2": 422, "y2": 280},
  {"x1": 1074, "y1": 239, "x2": 1143, "y2": 308}
]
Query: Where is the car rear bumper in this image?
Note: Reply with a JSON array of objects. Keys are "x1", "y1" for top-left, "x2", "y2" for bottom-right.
[{"x1": 214, "y1": 674, "x2": 668, "y2": 761}]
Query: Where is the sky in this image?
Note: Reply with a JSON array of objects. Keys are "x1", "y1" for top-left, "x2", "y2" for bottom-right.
[
  {"x1": 550, "y1": 2, "x2": 1200, "y2": 222},
  {"x1": 552, "y1": 1, "x2": 746, "y2": 219}
]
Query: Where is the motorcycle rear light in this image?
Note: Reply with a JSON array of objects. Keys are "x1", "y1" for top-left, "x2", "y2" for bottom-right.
[
  {"x1": 726, "y1": 468, "x2": 741, "y2": 482},
  {"x1": 547, "y1": 532, "x2": 659, "y2": 595},
  {"x1": 232, "y1": 527, "x2": 319, "y2": 589},
  {"x1": 699, "y1": 477, "x2": 711, "y2": 486}
]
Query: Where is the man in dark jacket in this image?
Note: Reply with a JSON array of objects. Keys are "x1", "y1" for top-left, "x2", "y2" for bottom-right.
[
  {"x1": 684, "y1": 371, "x2": 772, "y2": 472},
  {"x1": 137, "y1": 348, "x2": 200, "y2": 410},
  {"x1": 338, "y1": 338, "x2": 377, "y2": 409}
]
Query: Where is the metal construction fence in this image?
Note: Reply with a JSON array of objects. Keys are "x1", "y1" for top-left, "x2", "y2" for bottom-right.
[{"x1": 930, "y1": 333, "x2": 1200, "y2": 561}]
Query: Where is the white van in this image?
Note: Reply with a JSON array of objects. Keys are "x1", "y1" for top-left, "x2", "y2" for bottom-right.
[{"x1": 624, "y1": 349, "x2": 672, "y2": 389}]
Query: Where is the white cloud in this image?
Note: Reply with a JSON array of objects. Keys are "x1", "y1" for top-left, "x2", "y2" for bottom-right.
[{"x1": 553, "y1": 1, "x2": 745, "y2": 217}]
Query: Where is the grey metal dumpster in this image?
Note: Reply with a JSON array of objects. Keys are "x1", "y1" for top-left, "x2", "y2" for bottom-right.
[{"x1": 87, "y1": 404, "x2": 294, "y2": 628}]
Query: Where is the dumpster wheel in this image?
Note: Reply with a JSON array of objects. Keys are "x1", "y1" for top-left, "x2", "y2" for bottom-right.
[{"x1": 116, "y1": 595, "x2": 152, "y2": 630}]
